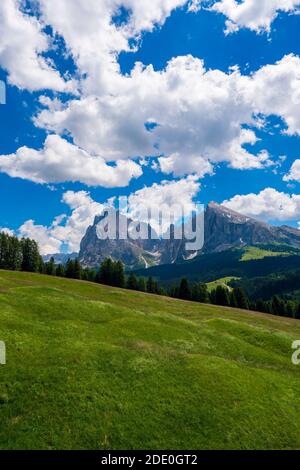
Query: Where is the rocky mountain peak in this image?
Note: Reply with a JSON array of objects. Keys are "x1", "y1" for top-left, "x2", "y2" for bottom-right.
[{"x1": 78, "y1": 203, "x2": 300, "y2": 268}]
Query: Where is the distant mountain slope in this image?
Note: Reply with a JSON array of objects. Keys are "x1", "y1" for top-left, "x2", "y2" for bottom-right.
[
  {"x1": 203, "y1": 203, "x2": 300, "y2": 253},
  {"x1": 79, "y1": 203, "x2": 300, "y2": 268},
  {"x1": 135, "y1": 247, "x2": 300, "y2": 286},
  {"x1": 43, "y1": 252, "x2": 78, "y2": 264}
]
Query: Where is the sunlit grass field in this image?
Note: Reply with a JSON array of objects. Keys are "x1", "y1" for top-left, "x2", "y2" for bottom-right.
[{"x1": 0, "y1": 270, "x2": 300, "y2": 450}]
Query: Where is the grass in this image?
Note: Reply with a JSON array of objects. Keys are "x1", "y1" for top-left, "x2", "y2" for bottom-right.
[
  {"x1": 240, "y1": 246, "x2": 288, "y2": 262},
  {"x1": 0, "y1": 270, "x2": 300, "y2": 450},
  {"x1": 206, "y1": 277, "x2": 240, "y2": 292}
]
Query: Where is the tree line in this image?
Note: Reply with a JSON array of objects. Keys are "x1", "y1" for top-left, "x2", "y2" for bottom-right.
[
  {"x1": 43, "y1": 255, "x2": 300, "y2": 319},
  {"x1": 0, "y1": 232, "x2": 41, "y2": 272},
  {"x1": 1, "y1": 231, "x2": 299, "y2": 320}
]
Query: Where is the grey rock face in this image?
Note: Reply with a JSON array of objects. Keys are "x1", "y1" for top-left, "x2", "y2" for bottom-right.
[{"x1": 79, "y1": 203, "x2": 300, "y2": 268}]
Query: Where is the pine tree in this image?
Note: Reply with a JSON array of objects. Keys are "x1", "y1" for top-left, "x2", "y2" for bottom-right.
[
  {"x1": 46, "y1": 257, "x2": 55, "y2": 276},
  {"x1": 65, "y1": 259, "x2": 75, "y2": 278},
  {"x1": 233, "y1": 287, "x2": 249, "y2": 310},
  {"x1": 286, "y1": 301, "x2": 295, "y2": 318},
  {"x1": 21, "y1": 238, "x2": 39, "y2": 272},
  {"x1": 73, "y1": 259, "x2": 82, "y2": 280},
  {"x1": 138, "y1": 277, "x2": 146, "y2": 292},
  {"x1": 193, "y1": 283, "x2": 209, "y2": 303},
  {"x1": 56, "y1": 264, "x2": 65, "y2": 277},
  {"x1": 147, "y1": 277, "x2": 156, "y2": 294},
  {"x1": 215, "y1": 286, "x2": 230, "y2": 307},
  {"x1": 86, "y1": 269, "x2": 97, "y2": 282},
  {"x1": 98, "y1": 258, "x2": 113, "y2": 285},
  {"x1": 178, "y1": 278, "x2": 191, "y2": 301},
  {"x1": 229, "y1": 290, "x2": 238, "y2": 308},
  {"x1": 38, "y1": 256, "x2": 45, "y2": 274},
  {"x1": 256, "y1": 299, "x2": 267, "y2": 313},
  {"x1": 113, "y1": 261, "x2": 125, "y2": 288},
  {"x1": 169, "y1": 286, "x2": 179, "y2": 298},
  {"x1": 127, "y1": 272, "x2": 138, "y2": 290},
  {"x1": 271, "y1": 296, "x2": 285, "y2": 316}
]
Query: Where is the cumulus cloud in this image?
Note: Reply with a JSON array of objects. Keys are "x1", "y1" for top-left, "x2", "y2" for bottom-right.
[
  {"x1": 1, "y1": 1, "x2": 300, "y2": 188},
  {"x1": 211, "y1": 0, "x2": 300, "y2": 34},
  {"x1": 223, "y1": 187, "x2": 300, "y2": 222},
  {"x1": 0, "y1": 134, "x2": 142, "y2": 187},
  {"x1": 0, "y1": 0, "x2": 74, "y2": 91},
  {"x1": 13, "y1": 177, "x2": 201, "y2": 254},
  {"x1": 36, "y1": 54, "x2": 283, "y2": 179},
  {"x1": 127, "y1": 176, "x2": 201, "y2": 231},
  {"x1": 18, "y1": 190, "x2": 104, "y2": 254},
  {"x1": 0, "y1": 227, "x2": 14, "y2": 236},
  {"x1": 37, "y1": 0, "x2": 188, "y2": 95},
  {"x1": 19, "y1": 219, "x2": 63, "y2": 255},
  {"x1": 37, "y1": 54, "x2": 300, "y2": 179},
  {"x1": 284, "y1": 159, "x2": 300, "y2": 182}
]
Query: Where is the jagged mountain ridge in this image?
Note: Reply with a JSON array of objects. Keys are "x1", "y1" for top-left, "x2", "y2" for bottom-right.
[{"x1": 78, "y1": 202, "x2": 300, "y2": 268}]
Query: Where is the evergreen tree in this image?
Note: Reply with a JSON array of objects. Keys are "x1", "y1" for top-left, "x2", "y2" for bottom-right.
[
  {"x1": 38, "y1": 256, "x2": 45, "y2": 274},
  {"x1": 229, "y1": 290, "x2": 238, "y2": 308},
  {"x1": 214, "y1": 286, "x2": 230, "y2": 307},
  {"x1": 286, "y1": 301, "x2": 295, "y2": 318},
  {"x1": 21, "y1": 238, "x2": 39, "y2": 272},
  {"x1": 73, "y1": 259, "x2": 82, "y2": 280},
  {"x1": 169, "y1": 286, "x2": 179, "y2": 298},
  {"x1": 56, "y1": 264, "x2": 65, "y2": 277},
  {"x1": 127, "y1": 272, "x2": 138, "y2": 290},
  {"x1": 138, "y1": 277, "x2": 146, "y2": 292},
  {"x1": 86, "y1": 269, "x2": 97, "y2": 282},
  {"x1": 210, "y1": 288, "x2": 217, "y2": 305},
  {"x1": 191, "y1": 283, "x2": 209, "y2": 303},
  {"x1": 178, "y1": 278, "x2": 191, "y2": 301},
  {"x1": 233, "y1": 287, "x2": 249, "y2": 310},
  {"x1": 113, "y1": 261, "x2": 125, "y2": 288},
  {"x1": 98, "y1": 258, "x2": 114, "y2": 285},
  {"x1": 271, "y1": 296, "x2": 285, "y2": 316},
  {"x1": 158, "y1": 286, "x2": 167, "y2": 296},
  {"x1": 45, "y1": 257, "x2": 55, "y2": 276},
  {"x1": 147, "y1": 277, "x2": 156, "y2": 294},
  {"x1": 65, "y1": 259, "x2": 75, "y2": 278},
  {"x1": 256, "y1": 299, "x2": 267, "y2": 313}
]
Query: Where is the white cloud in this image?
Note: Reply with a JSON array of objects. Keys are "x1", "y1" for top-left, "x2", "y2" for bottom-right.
[
  {"x1": 284, "y1": 159, "x2": 300, "y2": 182},
  {"x1": 0, "y1": 0, "x2": 73, "y2": 91},
  {"x1": 1, "y1": 1, "x2": 300, "y2": 188},
  {"x1": 36, "y1": 55, "x2": 277, "y2": 179},
  {"x1": 128, "y1": 177, "x2": 202, "y2": 233},
  {"x1": 37, "y1": 0, "x2": 188, "y2": 96},
  {"x1": 14, "y1": 177, "x2": 201, "y2": 254},
  {"x1": 18, "y1": 190, "x2": 104, "y2": 254},
  {"x1": 223, "y1": 187, "x2": 300, "y2": 222},
  {"x1": 211, "y1": 0, "x2": 300, "y2": 34},
  {"x1": 19, "y1": 219, "x2": 63, "y2": 255},
  {"x1": 0, "y1": 134, "x2": 142, "y2": 187},
  {"x1": 0, "y1": 227, "x2": 14, "y2": 236}
]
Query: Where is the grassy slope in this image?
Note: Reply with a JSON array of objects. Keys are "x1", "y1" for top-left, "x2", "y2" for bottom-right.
[
  {"x1": 206, "y1": 277, "x2": 240, "y2": 292},
  {"x1": 0, "y1": 270, "x2": 300, "y2": 450},
  {"x1": 240, "y1": 246, "x2": 288, "y2": 262}
]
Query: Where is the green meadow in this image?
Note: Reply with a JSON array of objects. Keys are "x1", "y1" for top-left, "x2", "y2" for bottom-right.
[{"x1": 0, "y1": 270, "x2": 300, "y2": 450}]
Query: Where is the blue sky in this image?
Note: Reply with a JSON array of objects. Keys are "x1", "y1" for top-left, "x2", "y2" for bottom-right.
[{"x1": 1, "y1": 0, "x2": 300, "y2": 254}]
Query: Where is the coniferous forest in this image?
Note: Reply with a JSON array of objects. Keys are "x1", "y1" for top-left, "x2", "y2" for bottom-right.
[{"x1": 0, "y1": 232, "x2": 298, "y2": 320}]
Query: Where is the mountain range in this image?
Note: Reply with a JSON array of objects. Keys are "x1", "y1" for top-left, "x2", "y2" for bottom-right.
[{"x1": 78, "y1": 202, "x2": 300, "y2": 269}]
